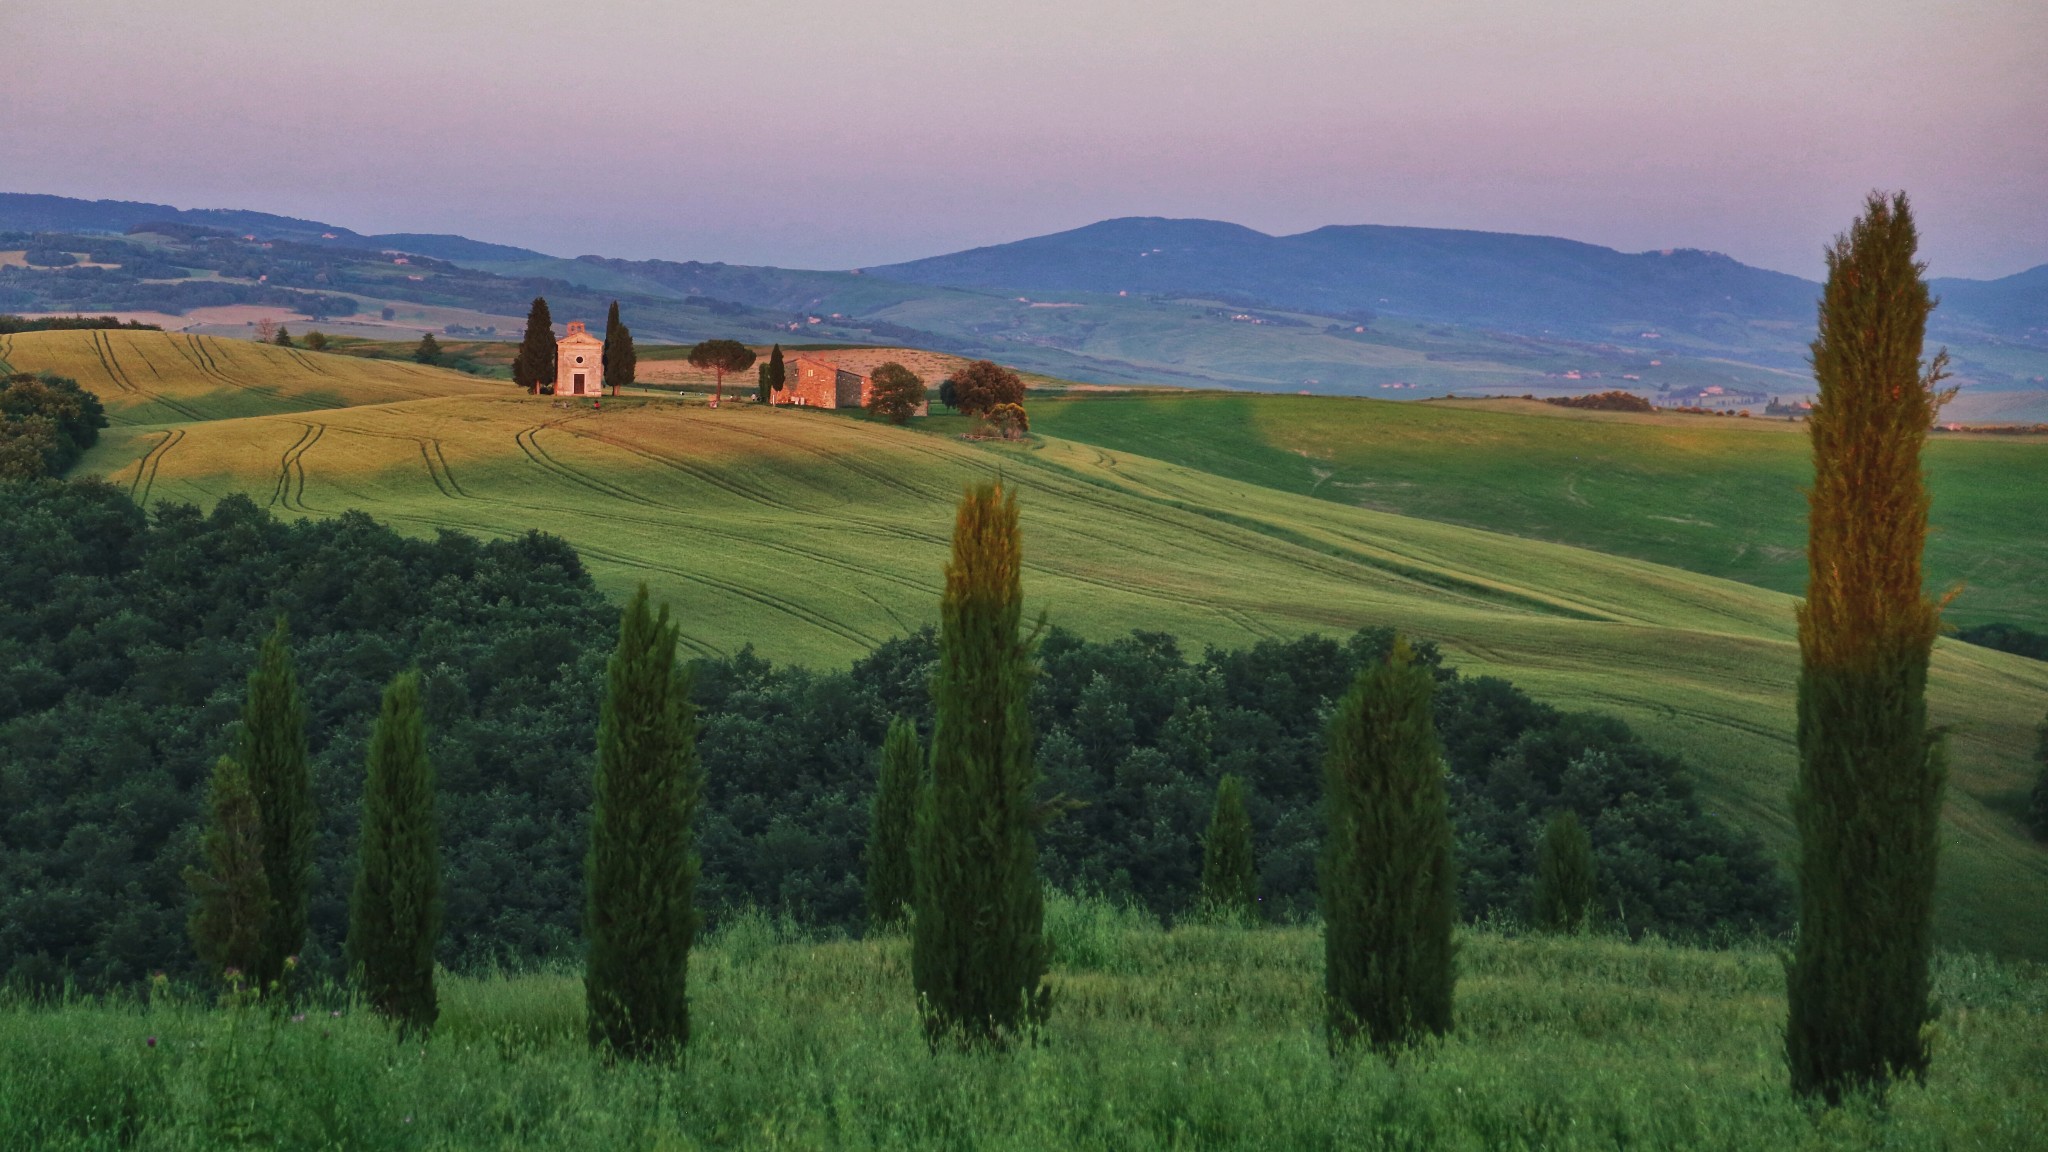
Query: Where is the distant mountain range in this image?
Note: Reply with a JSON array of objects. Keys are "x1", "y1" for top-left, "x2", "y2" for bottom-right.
[{"x1": 4, "y1": 192, "x2": 2042, "y2": 406}]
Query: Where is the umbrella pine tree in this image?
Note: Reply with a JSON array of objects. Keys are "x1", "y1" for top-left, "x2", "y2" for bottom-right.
[
  {"x1": 347, "y1": 670, "x2": 441, "y2": 1037},
  {"x1": 1321, "y1": 638, "x2": 1456, "y2": 1051},
  {"x1": 912, "y1": 482, "x2": 1049, "y2": 1046},
  {"x1": 1786, "y1": 191, "x2": 1951, "y2": 1103},
  {"x1": 864, "y1": 717, "x2": 922, "y2": 930},
  {"x1": 585, "y1": 585, "x2": 703, "y2": 1059}
]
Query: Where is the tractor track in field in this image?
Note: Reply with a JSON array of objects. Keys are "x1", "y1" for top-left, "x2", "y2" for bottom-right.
[
  {"x1": 328, "y1": 424, "x2": 473, "y2": 501},
  {"x1": 284, "y1": 348, "x2": 329, "y2": 375},
  {"x1": 129, "y1": 428, "x2": 184, "y2": 506},
  {"x1": 86, "y1": 330, "x2": 137, "y2": 393},
  {"x1": 271, "y1": 422, "x2": 325, "y2": 511},
  {"x1": 572, "y1": 542, "x2": 885, "y2": 650},
  {"x1": 567, "y1": 427, "x2": 798, "y2": 511},
  {"x1": 514, "y1": 417, "x2": 668, "y2": 509},
  {"x1": 1004, "y1": 446, "x2": 1602, "y2": 620},
  {"x1": 95, "y1": 331, "x2": 208, "y2": 422}
]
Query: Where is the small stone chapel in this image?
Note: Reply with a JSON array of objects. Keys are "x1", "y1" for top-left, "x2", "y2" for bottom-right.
[{"x1": 556, "y1": 321, "x2": 604, "y2": 396}]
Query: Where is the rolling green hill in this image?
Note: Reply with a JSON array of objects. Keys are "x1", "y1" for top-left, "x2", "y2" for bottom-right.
[
  {"x1": 1032, "y1": 392, "x2": 2048, "y2": 630},
  {"x1": 8, "y1": 331, "x2": 2044, "y2": 957}
]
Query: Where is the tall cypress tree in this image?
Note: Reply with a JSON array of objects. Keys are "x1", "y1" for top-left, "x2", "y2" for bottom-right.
[
  {"x1": 585, "y1": 584, "x2": 702, "y2": 1059},
  {"x1": 243, "y1": 617, "x2": 312, "y2": 995},
  {"x1": 610, "y1": 324, "x2": 635, "y2": 397},
  {"x1": 601, "y1": 300, "x2": 622, "y2": 383},
  {"x1": 1531, "y1": 809, "x2": 1595, "y2": 934},
  {"x1": 1787, "y1": 191, "x2": 1952, "y2": 1103},
  {"x1": 1321, "y1": 637, "x2": 1456, "y2": 1051},
  {"x1": 766, "y1": 343, "x2": 786, "y2": 395},
  {"x1": 184, "y1": 755, "x2": 270, "y2": 982},
  {"x1": 865, "y1": 717, "x2": 922, "y2": 930},
  {"x1": 513, "y1": 296, "x2": 557, "y2": 395},
  {"x1": 913, "y1": 482, "x2": 1049, "y2": 1046},
  {"x1": 1199, "y1": 773, "x2": 1258, "y2": 922},
  {"x1": 347, "y1": 670, "x2": 441, "y2": 1038}
]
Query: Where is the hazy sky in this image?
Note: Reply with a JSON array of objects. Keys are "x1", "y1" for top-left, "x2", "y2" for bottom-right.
[{"x1": 4, "y1": 0, "x2": 2044, "y2": 278}]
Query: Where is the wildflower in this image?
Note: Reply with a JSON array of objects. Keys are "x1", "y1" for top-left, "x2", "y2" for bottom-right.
[
  {"x1": 291, "y1": 1013, "x2": 307, "y2": 1023},
  {"x1": 330, "y1": 1010, "x2": 342, "y2": 1018},
  {"x1": 146, "y1": 1036, "x2": 157, "y2": 1048},
  {"x1": 284, "y1": 955, "x2": 300, "y2": 972}
]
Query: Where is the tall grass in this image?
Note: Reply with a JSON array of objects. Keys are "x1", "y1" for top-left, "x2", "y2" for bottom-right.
[{"x1": 3, "y1": 893, "x2": 2041, "y2": 1149}]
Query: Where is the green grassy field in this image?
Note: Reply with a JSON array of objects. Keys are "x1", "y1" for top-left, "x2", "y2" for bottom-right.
[
  {"x1": 1031, "y1": 391, "x2": 2048, "y2": 630},
  {"x1": 4, "y1": 903, "x2": 2044, "y2": 1150},
  {"x1": 8, "y1": 331, "x2": 2046, "y2": 958}
]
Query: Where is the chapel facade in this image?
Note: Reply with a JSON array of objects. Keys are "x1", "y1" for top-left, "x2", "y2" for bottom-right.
[{"x1": 556, "y1": 321, "x2": 604, "y2": 396}]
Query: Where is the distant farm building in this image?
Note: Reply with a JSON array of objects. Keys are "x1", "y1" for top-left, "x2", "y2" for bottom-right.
[
  {"x1": 556, "y1": 321, "x2": 603, "y2": 396},
  {"x1": 778, "y1": 355, "x2": 928, "y2": 416}
]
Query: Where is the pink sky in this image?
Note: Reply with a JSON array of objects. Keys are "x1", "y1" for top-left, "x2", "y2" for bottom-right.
[{"x1": 3, "y1": 0, "x2": 2043, "y2": 278}]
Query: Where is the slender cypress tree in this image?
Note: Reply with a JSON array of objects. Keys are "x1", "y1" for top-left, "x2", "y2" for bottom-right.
[
  {"x1": 1199, "y1": 773, "x2": 1258, "y2": 922},
  {"x1": 347, "y1": 670, "x2": 441, "y2": 1038},
  {"x1": 601, "y1": 300, "x2": 622, "y2": 382},
  {"x1": 1321, "y1": 637, "x2": 1456, "y2": 1051},
  {"x1": 865, "y1": 717, "x2": 922, "y2": 930},
  {"x1": 585, "y1": 584, "x2": 702, "y2": 1059},
  {"x1": 610, "y1": 324, "x2": 635, "y2": 396},
  {"x1": 913, "y1": 482, "x2": 1049, "y2": 1046},
  {"x1": 184, "y1": 755, "x2": 270, "y2": 982},
  {"x1": 513, "y1": 296, "x2": 557, "y2": 395},
  {"x1": 243, "y1": 617, "x2": 312, "y2": 995},
  {"x1": 756, "y1": 363, "x2": 772, "y2": 404},
  {"x1": 1531, "y1": 809, "x2": 1595, "y2": 933},
  {"x1": 766, "y1": 343, "x2": 786, "y2": 394},
  {"x1": 1787, "y1": 191, "x2": 1951, "y2": 1103}
]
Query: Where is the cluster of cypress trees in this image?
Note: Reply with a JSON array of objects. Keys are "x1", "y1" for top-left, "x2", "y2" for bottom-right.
[{"x1": 186, "y1": 620, "x2": 443, "y2": 1031}]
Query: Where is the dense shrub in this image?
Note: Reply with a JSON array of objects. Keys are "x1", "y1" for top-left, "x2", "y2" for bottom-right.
[
  {"x1": 1955, "y1": 622, "x2": 2048, "y2": 662},
  {"x1": 1546, "y1": 391, "x2": 1656, "y2": 413},
  {"x1": 0, "y1": 482, "x2": 1792, "y2": 991},
  {"x1": 0, "y1": 372, "x2": 107, "y2": 478},
  {"x1": 0, "y1": 314, "x2": 162, "y2": 334}
]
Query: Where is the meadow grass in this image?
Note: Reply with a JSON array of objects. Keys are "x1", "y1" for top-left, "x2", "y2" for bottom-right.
[
  {"x1": 15, "y1": 331, "x2": 2048, "y2": 956},
  {"x1": 3, "y1": 899, "x2": 2043, "y2": 1150}
]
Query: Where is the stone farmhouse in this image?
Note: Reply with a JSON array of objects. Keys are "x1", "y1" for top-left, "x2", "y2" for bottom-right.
[
  {"x1": 556, "y1": 321, "x2": 603, "y2": 396},
  {"x1": 777, "y1": 355, "x2": 928, "y2": 416}
]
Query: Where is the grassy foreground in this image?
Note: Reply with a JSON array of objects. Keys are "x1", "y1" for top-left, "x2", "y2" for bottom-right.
[{"x1": 4, "y1": 902, "x2": 2043, "y2": 1150}]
